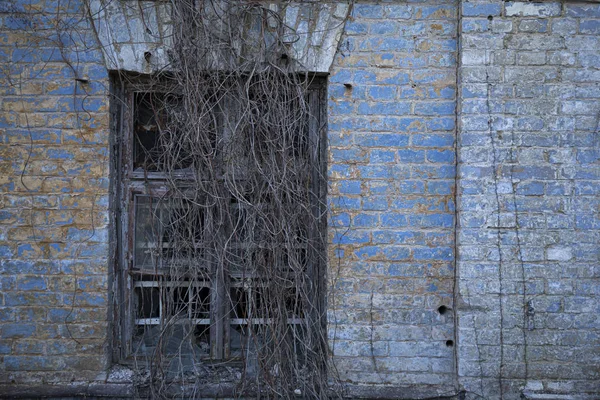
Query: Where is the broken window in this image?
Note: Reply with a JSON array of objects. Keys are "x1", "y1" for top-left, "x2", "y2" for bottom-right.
[{"x1": 111, "y1": 76, "x2": 326, "y2": 370}]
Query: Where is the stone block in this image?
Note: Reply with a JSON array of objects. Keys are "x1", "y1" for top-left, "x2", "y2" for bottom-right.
[{"x1": 505, "y1": 2, "x2": 562, "y2": 17}]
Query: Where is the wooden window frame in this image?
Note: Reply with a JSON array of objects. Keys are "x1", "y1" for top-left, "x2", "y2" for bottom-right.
[{"x1": 110, "y1": 74, "x2": 327, "y2": 364}]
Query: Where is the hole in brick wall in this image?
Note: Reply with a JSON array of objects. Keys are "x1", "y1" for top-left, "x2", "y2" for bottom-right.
[
  {"x1": 438, "y1": 305, "x2": 449, "y2": 315},
  {"x1": 487, "y1": 15, "x2": 494, "y2": 21},
  {"x1": 446, "y1": 340, "x2": 454, "y2": 347}
]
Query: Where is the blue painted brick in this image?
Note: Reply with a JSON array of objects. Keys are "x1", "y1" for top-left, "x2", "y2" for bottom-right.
[
  {"x1": 17, "y1": 277, "x2": 47, "y2": 291},
  {"x1": 0, "y1": 342, "x2": 11, "y2": 354},
  {"x1": 83, "y1": 65, "x2": 107, "y2": 80},
  {"x1": 46, "y1": 148, "x2": 74, "y2": 160},
  {"x1": 567, "y1": 5, "x2": 600, "y2": 18},
  {"x1": 517, "y1": 117, "x2": 544, "y2": 130},
  {"x1": 370, "y1": 149, "x2": 395, "y2": 163},
  {"x1": 356, "y1": 133, "x2": 409, "y2": 147},
  {"x1": 6, "y1": 129, "x2": 61, "y2": 144},
  {"x1": 0, "y1": 245, "x2": 13, "y2": 258},
  {"x1": 462, "y1": 85, "x2": 487, "y2": 98},
  {"x1": 17, "y1": 244, "x2": 35, "y2": 257},
  {"x1": 378, "y1": 72, "x2": 410, "y2": 85},
  {"x1": 400, "y1": 181, "x2": 426, "y2": 194},
  {"x1": 355, "y1": 246, "x2": 380, "y2": 259},
  {"x1": 428, "y1": 87, "x2": 455, "y2": 99},
  {"x1": 345, "y1": 21, "x2": 368, "y2": 34},
  {"x1": 2, "y1": 260, "x2": 60, "y2": 275},
  {"x1": 358, "y1": 102, "x2": 411, "y2": 115},
  {"x1": 329, "y1": 69, "x2": 352, "y2": 84},
  {"x1": 370, "y1": 21, "x2": 397, "y2": 35},
  {"x1": 409, "y1": 214, "x2": 454, "y2": 228},
  {"x1": 381, "y1": 213, "x2": 408, "y2": 227},
  {"x1": 576, "y1": 215, "x2": 600, "y2": 229},
  {"x1": 385, "y1": 5, "x2": 412, "y2": 19},
  {"x1": 372, "y1": 231, "x2": 394, "y2": 244},
  {"x1": 15, "y1": 341, "x2": 44, "y2": 354},
  {"x1": 330, "y1": 164, "x2": 353, "y2": 177},
  {"x1": 575, "y1": 181, "x2": 600, "y2": 195},
  {"x1": 427, "y1": 150, "x2": 456, "y2": 163},
  {"x1": 426, "y1": 118, "x2": 455, "y2": 131},
  {"x1": 414, "y1": 5, "x2": 456, "y2": 19},
  {"x1": 329, "y1": 85, "x2": 365, "y2": 102},
  {"x1": 511, "y1": 166, "x2": 555, "y2": 180},
  {"x1": 65, "y1": 293, "x2": 107, "y2": 307},
  {"x1": 0, "y1": 307, "x2": 14, "y2": 322},
  {"x1": 370, "y1": 181, "x2": 391, "y2": 194},
  {"x1": 47, "y1": 308, "x2": 72, "y2": 323},
  {"x1": 383, "y1": 247, "x2": 410, "y2": 261},
  {"x1": 331, "y1": 148, "x2": 368, "y2": 162},
  {"x1": 577, "y1": 149, "x2": 599, "y2": 164},
  {"x1": 391, "y1": 198, "x2": 419, "y2": 210},
  {"x1": 580, "y1": 20, "x2": 600, "y2": 34},
  {"x1": 3, "y1": 15, "x2": 32, "y2": 30},
  {"x1": 0, "y1": 210, "x2": 13, "y2": 221},
  {"x1": 428, "y1": 181, "x2": 454, "y2": 195},
  {"x1": 397, "y1": 56, "x2": 427, "y2": 69},
  {"x1": 330, "y1": 101, "x2": 355, "y2": 115},
  {"x1": 357, "y1": 165, "x2": 394, "y2": 179},
  {"x1": 0, "y1": 277, "x2": 15, "y2": 291},
  {"x1": 462, "y1": 19, "x2": 490, "y2": 33},
  {"x1": 339, "y1": 180, "x2": 362, "y2": 195},
  {"x1": 5, "y1": 292, "x2": 60, "y2": 306},
  {"x1": 413, "y1": 247, "x2": 454, "y2": 261},
  {"x1": 354, "y1": 71, "x2": 377, "y2": 84},
  {"x1": 4, "y1": 356, "x2": 63, "y2": 371},
  {"x1": 329, "y1": 118, "x2": 372, "y2": 132},
  {"x1": 370, "y1": 38, "x2": 414, "y2": 51},
  {"x1": 1, "y1": 324, "x2": 36, "y2": 339},
  {"x1": 517, "y1": 182, "x2": 545, "y2": 195},
  {"x1": 333, "y1": 232, "x2": 370, "y2": 245},
  {"x1": 353, "y1": 213, "x2": 379, "y2": 227},
  {"x1": 329, "y1": 196, "x2": 361, "y2": 211},
  {"x1": 413, "y1": 165, "x2": 456, "y2": 179},
  {"x1": 78, "y1": 243, "x2": 108, "y2": 258},
  {"x1": 12, "y1": 48, "x2": 62, "y2": 63},
  {"x1": 463, "y1": 3, "x2": 501, "y2": 17},
  {"x1": 398, "y1": 149, "x2": 425, "y2": 163},
  {"x1": 389, "y1": 263, "x2": 425, "y2": 277},
  {"x1": 383, "y1": 117, "x2": 426, "y2": 132},
  {"x1": 353, "y1": 4, "x2": 384, "y2": 19},
  {"x1": 419, "y1": 39, "x2": 457, "y2": 52},
  {"x1": 363, "y1": 196, "x2": 388, "y2": 211},
  {"x1": 415, "y1": 102, "x2": 455, "y2": 116},
  {"x1": 368, "y1": 86, "x2": 396, "y2": 100},
  {"x1": 331, "y1": 213, "x2": 350, "y2": 227},
  {"x1": 413, "y1": 133, "x2": 455, "y2": 147}
]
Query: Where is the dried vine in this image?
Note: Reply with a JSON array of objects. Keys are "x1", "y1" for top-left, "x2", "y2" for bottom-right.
[{"x1": 117, "y1": 1, "x2": 331, "y2": 398}]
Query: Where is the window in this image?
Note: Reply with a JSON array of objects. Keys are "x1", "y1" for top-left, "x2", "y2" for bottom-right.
[{"x1": 111, "y1": 75, "x2": 326, "y2": 368}]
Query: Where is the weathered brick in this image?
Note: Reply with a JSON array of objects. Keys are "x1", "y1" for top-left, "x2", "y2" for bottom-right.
[{"x1": 505, "y1": 2, "x2": 562, "y2": 17}]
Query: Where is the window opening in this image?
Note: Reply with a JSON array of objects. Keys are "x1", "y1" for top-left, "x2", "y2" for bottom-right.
[{"x1": 114, "y1": 76, "x2": 326, "y2": 376}]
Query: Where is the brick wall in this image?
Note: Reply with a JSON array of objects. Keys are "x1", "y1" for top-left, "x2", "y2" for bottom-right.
[
  {"x1": 458, "y1": 1, "x2": 600, "y2": 398},
  {"x1": 0, "y1": 0, "x2": 599, "y2": 398},
  {"x1": 327, "y1": 1, "x2": 458, "y2": 396},
  {"x1": 0, "y1": 0, "x2": 110, "y2": 384}
]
